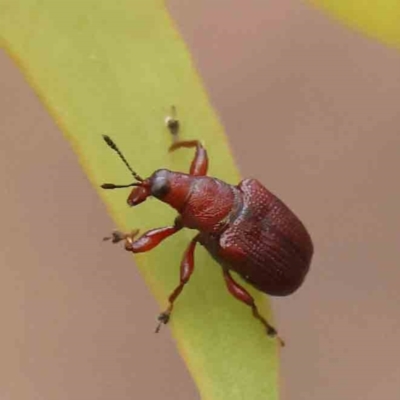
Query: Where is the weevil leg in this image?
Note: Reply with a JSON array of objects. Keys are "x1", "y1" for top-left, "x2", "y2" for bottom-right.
[
  {"x1": 165, "y1": 106, "x2": 209, "y2": 176},
  {"x1": 155, "y1": 234, "x2": 199, "y2": 333},
  {"x1": 222, "y1": 269, "x2": 285, "y2": 346},
  {"x1": 104, "y1": 218, "x2": 183, "y2": 252},
  {"x1": 169, "y1": 140, "x2": 209, "y2": 176},
  {"x1": 126, "y1": 225, "x2": 182, "y2": 253}
]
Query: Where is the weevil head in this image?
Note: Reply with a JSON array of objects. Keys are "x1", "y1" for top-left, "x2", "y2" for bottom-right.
[
  {"x1": 100, "y1": 135, "x2": 191, "y2": 211},
  {"x1": 127, "y1": 169, "x2": 191, "y2": 211},
  {"x1": 102, "y1": 167, "x2": 191, "y2": 210},
  {"x1": 125, "y1": 169, "x2": 172, "y2": 206}
]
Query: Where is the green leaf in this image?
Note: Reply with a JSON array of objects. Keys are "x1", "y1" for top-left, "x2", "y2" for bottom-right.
[
  {"x1": 309, "y1": 0, "x2": 400, "y2": 49},
  {"x1": 0, "y1": 1, "x2": 279, "y2": 399}
]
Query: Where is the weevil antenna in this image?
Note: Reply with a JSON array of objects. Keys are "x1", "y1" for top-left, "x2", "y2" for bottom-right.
[
  {"x1": 102, "y1": 135, "x2": 144, "y2": 182},
  {"x1": 101, "y1": 182, "x2": 141, "y2": 189}
]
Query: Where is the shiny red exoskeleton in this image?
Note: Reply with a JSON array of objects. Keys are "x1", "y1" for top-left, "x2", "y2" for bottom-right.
[{"x1": 101, "y1": 110, "x2": 313, "y2": 345}]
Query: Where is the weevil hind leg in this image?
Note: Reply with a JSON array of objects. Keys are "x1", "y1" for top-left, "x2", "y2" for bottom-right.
[
  {"x1": 165, "y1": 106, "x2": 209, "y2": 176},
  {"x1": 155, "y1": 235, "x2": 199, "y2": 333},
  {"x1": 222, "y1": 268, "x2": 285, "y2": 346}
]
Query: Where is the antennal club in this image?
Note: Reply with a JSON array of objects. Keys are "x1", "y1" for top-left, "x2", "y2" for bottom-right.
[{"x1": 102, "y1": 135, "x2": 143, "y2": 182}]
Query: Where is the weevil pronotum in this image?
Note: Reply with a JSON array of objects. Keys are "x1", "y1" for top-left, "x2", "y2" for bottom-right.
[{"x1": 101, "y1": 107, "x2": 313, "y2": 346}]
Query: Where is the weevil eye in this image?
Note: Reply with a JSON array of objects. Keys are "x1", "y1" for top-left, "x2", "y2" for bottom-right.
[{"x1": 151, "y1": 170, "x2": 171, "y2": 199}]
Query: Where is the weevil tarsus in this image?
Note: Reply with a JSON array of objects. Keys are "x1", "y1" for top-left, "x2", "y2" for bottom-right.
[{"x1": 165, "y1": 105, "x2": 180, "y2": 138}]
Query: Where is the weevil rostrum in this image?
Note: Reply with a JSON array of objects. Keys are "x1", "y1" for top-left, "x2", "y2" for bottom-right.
[{"x1": 101, "y1": 108, "x2": 313, "y2": 346}]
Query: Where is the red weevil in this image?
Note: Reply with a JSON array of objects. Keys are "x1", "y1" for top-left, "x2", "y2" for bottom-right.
[{"x1": 101, "y1": 109, "x2": 313, "y2": 345}]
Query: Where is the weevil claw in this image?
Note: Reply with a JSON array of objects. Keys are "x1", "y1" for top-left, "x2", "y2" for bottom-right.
[
  {"x1": 103, "y1": 230, "x2": 126, "y2": 243},
  {"x1": 266, "y1": 326, "x2": 285, "y2": 347},
  {"x1": 277, "y1": 337, "x2": 286, "y2": 347},
  {"x1": 155, "y1": 312, "x2": 170, "y2": 333}
]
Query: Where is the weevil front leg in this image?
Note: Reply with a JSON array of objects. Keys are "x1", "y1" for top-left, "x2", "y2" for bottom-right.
[
  {"x1": 222, "y1": 268, "x2": 285, "y2": 346},
  {"x1": 156, "y1": 234, "x2": 199, "y2": 333},
  {"x1": 103, "y1": 229, "x2": 140, "y2": 247},
  {"x1": 104, "y1": 217, "x2": 183, "y2": 252},
  {"x1": 165, "y1": 106, "x2": 209, "y2": 176}
]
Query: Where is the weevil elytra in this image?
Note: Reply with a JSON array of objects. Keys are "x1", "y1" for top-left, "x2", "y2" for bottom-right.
[{"x1": 101, "y1": 108, "x2": 313, "y2": 346}]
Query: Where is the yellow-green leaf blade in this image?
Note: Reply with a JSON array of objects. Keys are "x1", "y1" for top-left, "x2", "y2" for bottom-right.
[
  {"x1": 1, "y1": 1, "x2": 279, "y2": 399},
  {"x1": 309, "y1": 0, "x2": 400, "y2": 49}
]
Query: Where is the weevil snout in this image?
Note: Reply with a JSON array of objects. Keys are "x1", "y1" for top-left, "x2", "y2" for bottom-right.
[{"x1": 126, "y1": 183, "x2": 150, "y2": 206}]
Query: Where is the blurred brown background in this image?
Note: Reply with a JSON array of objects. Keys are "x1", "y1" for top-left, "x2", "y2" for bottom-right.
[{"x1": 1, "y1": 1, "x2": 400, "y2": 399}]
